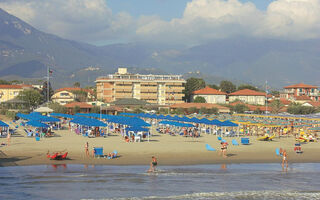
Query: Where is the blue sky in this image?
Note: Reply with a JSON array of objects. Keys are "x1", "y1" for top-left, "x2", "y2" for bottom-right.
[{"x1": 108, "y1": 0, "x2": 274, "y2": 20}]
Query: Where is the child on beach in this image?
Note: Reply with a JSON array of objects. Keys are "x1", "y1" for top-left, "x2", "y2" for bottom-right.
[
  {"x1": 220, "y1": 142, "x2": 228, "y2": 158},
  {"x1": 148, "y1": 156, "x2": 157, "y2": 172}
]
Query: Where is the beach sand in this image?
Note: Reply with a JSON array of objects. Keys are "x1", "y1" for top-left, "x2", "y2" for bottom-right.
[{"x1": 1, "y1": 121, "x2": 320, "y2": 167}]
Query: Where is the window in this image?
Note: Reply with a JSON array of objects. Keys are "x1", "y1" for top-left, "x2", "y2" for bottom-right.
[{"x1": 60, "y1": 92, "x2": 70, "y2": 96}]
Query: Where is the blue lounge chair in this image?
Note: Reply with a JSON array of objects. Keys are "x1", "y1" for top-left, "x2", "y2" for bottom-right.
[
  {"x1": 232, "y1": 139, "x2": 239, "y2": 146},
  {"x1": 241, "y1": 138, "x2": 250, "y2": 145},
  {"x1": 93, "y1": 147, "x2": 104, "y2": 158},
  {"x1": 205, "y1": 144, "x2": 216, "y2": 151},
  {"x1": 217, "y1": 136, "x2": 222, "y2": 141},
  {"x1": 276, "y1": 148, "x2": 280, "y2": 156}
]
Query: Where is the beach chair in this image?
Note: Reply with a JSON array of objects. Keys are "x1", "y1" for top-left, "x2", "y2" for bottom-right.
[
  {"x1": 93, "y1": 147, "x2": 104, "y2": 158},
  {"x1": 294, "y1": 143, "x2": 303, "y2": 153},
  {"x1": 241, "y1": 138, "x2": 250, "y2": 145},
  {"x1": 268, "y1": 134, "x2": 276, "y2": 141},
  {"x1": 205, "y1": 144, "x2": 216, "y2": 151},
  {"x1": 232, "y1": 139, "x2": 239, "y2": 146},
  {"x1": 134, "y1": 133, "x2": 141, "y2": 142},
  {"x1": 24, "y1": 129, "x2": 34, "y2": 137},
  {"x1": 217, "y1": 136, "x2": 222, "y2": 141}
]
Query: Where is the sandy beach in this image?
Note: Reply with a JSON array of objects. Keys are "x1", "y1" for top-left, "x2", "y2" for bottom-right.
[{"x1": 1, "y1": 119, "x2": 320, "y2": 167}]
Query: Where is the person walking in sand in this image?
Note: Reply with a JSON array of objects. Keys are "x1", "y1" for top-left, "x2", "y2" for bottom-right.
[
  {"x1": 85, "y1": 142, "x2": 89, "y2": 157},
  {"x1": 148, "y1": 156, "x2": 157, "y2": 172},
  {"x1": 7, "y1": 131, "x2": 11, "y2": 146},
  {"x1": 282, "y1": 149, "x2": 288, "y2": 169}
]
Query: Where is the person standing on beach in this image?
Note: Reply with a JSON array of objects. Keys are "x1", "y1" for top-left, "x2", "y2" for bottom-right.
[
  {"x1": 148, "y1": 156, "x2": 157, "y2": 172},
  {"x1": 7, "y1": 131, "x2": 11, "y2": 146},
  {"x1": 282, "y1": 149, "x2": 288, "y2": 169},
  {"x1": 85, "y1": 142, "x2": 89, "y2": 157}
]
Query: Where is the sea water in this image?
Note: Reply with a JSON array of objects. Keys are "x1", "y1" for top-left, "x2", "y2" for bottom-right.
[{"x1": 0, "y1": 163, "x2": 320, "y2": 200}]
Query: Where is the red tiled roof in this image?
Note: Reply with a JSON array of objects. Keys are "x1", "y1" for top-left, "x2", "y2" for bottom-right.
[
  {"x1": 0, "y1": 84, "x2": 32, "y2": 89},
  {"x1": 268, "y1": 98, "x2": 291, "y2": 106},
  {"x1": 229, "y1": 89, "x2": 266, "y2": 96},
  {"x1": 284, "y1": 83, "x2": 318, "y2": 89},
  {"x1": 305, "y1": 101, "x2": 320, "y2": 107},
  {"x1": 170, "y1": 103, "x2": 230, "y2": 111},
  {"x1": 64, "y1": 102, "x2": 93, "y2": 108},
  {"x1": 295, "y1": 95, "x2": 311, "y2": 101},
  {"x1": 56, "y1": 87, "x2": 94, "y2": 94},
  {"x1": 193, "y1": 86, "x2": 227, "y2": 95}
]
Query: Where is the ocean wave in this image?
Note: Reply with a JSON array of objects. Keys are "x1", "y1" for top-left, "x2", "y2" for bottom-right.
[{"x1": 98, "y1": 190, "x2": 320, "y2": 200}]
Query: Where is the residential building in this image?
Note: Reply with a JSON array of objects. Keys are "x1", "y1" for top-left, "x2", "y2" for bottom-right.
[
  {"x1": 229, "y1": 89, "x2": 266, "y2": 105},
  {"x1": 0, "y1": 84, "x2": 32, "y2": 103},
  {"x1": 64, "y1": 102, "x2": 93, "y2": 113},
  {"x1": 191, "y1": 86, "x2": 227, "y2": 104},
  {"x1": 96, "y1": 68, "x2": 185, "y2": 105},
  {"x1": 52, "y1": 87, "x2": 95, "y2": 105},
  {"x1": 280, "y1": 83, "x2": 319, "y2": 102}
]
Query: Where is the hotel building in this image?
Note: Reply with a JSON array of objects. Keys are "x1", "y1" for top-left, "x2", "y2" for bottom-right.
[
  {"x1": 280, "y1": 83, "x2": 319, "y2": 102},
  {"x1": 96, "y1": 68, "x2": 185, "y2": 105}
]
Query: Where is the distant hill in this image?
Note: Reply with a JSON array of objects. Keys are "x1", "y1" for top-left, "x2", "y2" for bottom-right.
[{"x1": 0, "y1": 8, "x2": 319, "y2": 89}]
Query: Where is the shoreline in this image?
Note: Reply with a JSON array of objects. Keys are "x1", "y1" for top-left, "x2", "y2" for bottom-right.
[{"x1": 1, "y1": 124, "x2": 320, "y2": 167}]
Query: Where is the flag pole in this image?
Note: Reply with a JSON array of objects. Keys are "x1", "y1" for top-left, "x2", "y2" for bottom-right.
[
  {"x1": 265, "y1": 80, "x2": 268, "y2": 114},
  {"x1": 47, "y1": 66, "x2": 50, "y2": 105}
]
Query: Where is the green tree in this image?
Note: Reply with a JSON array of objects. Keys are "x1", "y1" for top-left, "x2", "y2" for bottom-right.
[
  {"x1": 41, "y1": 81, "x2": 54, "y2": 102},
  {"x1": 270, "y1": 90, "x2": 280, "y2": 96},
  {"x1": 270, "y1": 99, "x2": 283, "y2": 114},
  {"x1": 91, "y1": 106, "x2": 101, "y2": 113},
  {"x1": 18, "y1": 89, "x2": 43, "y2": 110},
  {"x1": 220, "y1": 80, "x2": 236, "y2": 94},
  {"x1": 207, "y1": 84, "x2": 220, "y2": 90},
  {"x1": 231, "y1": 104, "x2": 248, "y2": 113},
  {"x1": 0, "y1": 80, "x2": 11, "y2": 84},
  {"x1": 287, "y1": 103, "x2": 316, "y2": 114},
  {"x1": 72, "y1": 90, "x2": 88, "y2": 102},
  {"x1": 193, "y1": 96, "x2": 206, "y2": 103},
  {"x1": 184, "y1": 78, "x2": 206, "y2": 102},
  {"x1": 73, "y1": 82, "x2": 81, "y2": 88},
  {"x1": 237, "y1": 84, "x2": 259, "y2": 91},
  {"x1": 48, "y1": 102, "x2": 67, "y2": 113}
]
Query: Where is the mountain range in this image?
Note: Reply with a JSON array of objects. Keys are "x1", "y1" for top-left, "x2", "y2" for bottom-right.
[{"x1": 0, "y1": 8, "x2": 319, "y2": 89}]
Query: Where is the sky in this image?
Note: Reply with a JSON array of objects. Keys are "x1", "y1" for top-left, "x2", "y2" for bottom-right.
[{"x1": 0, "y1": 0, "x2": 319, "y2": 46}]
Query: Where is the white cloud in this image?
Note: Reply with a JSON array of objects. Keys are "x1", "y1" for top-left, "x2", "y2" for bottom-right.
[
  {"x1": 136, "y1": 0, "x2": 320, "y2": 44},
  {"x1": 0, "y1": 0, "x2": 134, "y2": 43},
  {"x1": 1, "y1": 0, "x2": 320, "y2": 45}
]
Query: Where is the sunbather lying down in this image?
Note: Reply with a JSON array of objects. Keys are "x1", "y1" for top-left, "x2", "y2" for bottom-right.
[{"x1": 47, "y1": 151, "x2": 68, "y2": 160}]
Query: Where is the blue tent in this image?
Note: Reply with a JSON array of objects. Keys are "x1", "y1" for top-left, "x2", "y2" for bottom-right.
[
  {"x1": 50, "y1": 113, "x2": 75, "y2": 119},
  {"x1": 70, "y1": 117, "x2": 107, "y2": 127},
  {"x1": 39, "y1": 117, "x2": 60, "y2": 123},
  {"x1": 219, "y1": 120, "x2": 238, "y2": 127},
  {"x1": 127, "y1": 126, "x2": 149, "y2": 132},
  {"x1": 0, "y1": 120, "x2": 9, "y2": 127},
  {"x1": 26, "y1": 120, "x2": 49, "y2": 128}
]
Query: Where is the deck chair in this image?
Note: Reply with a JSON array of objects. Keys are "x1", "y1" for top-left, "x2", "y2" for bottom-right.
[
  {"x1": 241, "y1": 137, "x2": 250, "y2": 145},
  {"x1": 205, "y1": 144, "x2": 216, "y2": 151},
  {"x1": 268, "y1": 134, "x2": 276, "y2": 141},
  {"x1": 24, "y1": 129, "x2": 34, "y2": 137},
  {"x1": 275, "y1": 148, "x2": 280, "y2": 156},
  {"x1": 232, "y1": 139, "x2": 239, "y2": 146},
  {"x1": 217, "y1": 136, "x2": 222, "y2": 141},
  {"x1": 134, "y1": 133, "x2": 141, "y2": 142},
  {"x1": 93, "y1": 147, "x2": 104, "y2": 158}
]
